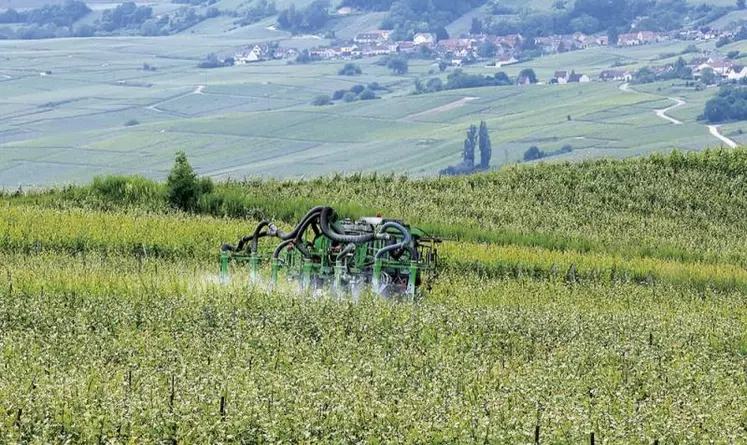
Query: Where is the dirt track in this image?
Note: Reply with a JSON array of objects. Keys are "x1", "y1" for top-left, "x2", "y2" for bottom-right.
[{"x1": 399, "y1": 96, "x2": 479, "y2": 122}]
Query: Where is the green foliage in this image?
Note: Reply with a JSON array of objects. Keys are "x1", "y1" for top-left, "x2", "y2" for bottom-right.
[
  {"x1": 524, "y1": 145, "x2": 544, "y2": 161},
  {"x1": 277, "y1": 0, "x2": 330, "y2": 34},
  {"x1": 166, "y1": 151, "x2": 213, "y2": 211},
  {"x1": 701, "y1": 67, "x2": 716, "y2": 86},
  {"x1": 478, "y1": 120, "x2": 491, "y2": 169},
  {"x1": 703, "y1": 86, "x2": 747, "y2": 123},
  {"x1": 359, "y1": 88, "x2": 377, "y2": 100},
  {"x1": 463, "y1": 124, "x2": 478, "y2": 168},
  {"x1": 387, "y1": 56, "x2": 409, "y2": 75},
  {"x1": 518, "y1": 68, "x2": 537, "y2": 84},
  {"x1": 233, "y1": 0, "x2": 277, "y2": 27},
  {"x1": 482, "y1": 0, "x2": 711, "y2": 37},
  {"x1": 99, "y1": 2, "x2": 153, "y2": 32},
  {"x1": 89, "y1": 175, "x2": 165, "y2": 209},
  {"x1": 378, "y1": 0, "x2": 484, "y2": 40},
  {"x1": 311, "y1": 94, "x2": 332, "y2": 106},
  {"x1": 338, "y1": 63, "x2": 362, "y2": 76},
  {"x1": 5, "y1": 149, "x2": 747, "y2": 441}
]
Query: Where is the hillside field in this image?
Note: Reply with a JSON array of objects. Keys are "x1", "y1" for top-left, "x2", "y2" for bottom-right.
[
  {"x1": 3, "y1": 149, "x2": 747, "y2": 442},
  {"x1": 0, "y1": 27, "x2": 738, "y2": 188}
]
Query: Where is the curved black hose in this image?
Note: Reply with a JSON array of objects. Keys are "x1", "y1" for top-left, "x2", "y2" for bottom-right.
[
  {"x1": 273, "y1": 239, "x2": 295, "y2": 259},
  {"x1": 250, "y1": 220, "x2": 271, "y2": 253},
  {"x1": 272, "y1": 206, "x2": 324, "y2": 241},
  {"x1": 375, "y1": 222, "x2": 417, "y2": 261},
  {"x1": 294, "y1": 239, "x2": 313, "y2": 258},
  {"x1": 337, "y1": 243, "x2": 356, "y2": 262},
  {"x1": 320, "y1": 207, "x2": 376, "y2": 244},
  {"x1": 221, "y1": 234, "x2": 252, "y2": 253}
]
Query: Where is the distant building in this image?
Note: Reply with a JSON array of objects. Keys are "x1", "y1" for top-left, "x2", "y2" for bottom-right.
[
  {"x1": 354, "y1": 30, "x2": 391, "y2": 44},
  {"x1": 553, "y1": 70, "x2": 570, "y2": 84},
  {"x1": 568, "y1": 72, "x2": 590, "y2": 83},
  {"x1": 728, "y1": 65, "x2": 747, "y2": 80},
  {"x1": 413, "y1": 33, "x2": 436, "y2": 46},
  {"x1": 599, "y1": 70, "x2": 632, "y2": 81}
]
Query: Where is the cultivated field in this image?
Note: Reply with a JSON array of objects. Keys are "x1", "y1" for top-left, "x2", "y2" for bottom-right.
[
  {"x1": 0, "y1": 18, "x2": 733, "y2": 188},
  {"x1": 3, "y1": 149, "x2": 747, "y2": 442}
]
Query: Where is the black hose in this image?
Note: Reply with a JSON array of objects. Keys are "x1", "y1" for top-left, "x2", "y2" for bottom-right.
[
  {"x1": 272, "y1": 206, "x2": 324, "y2": 241},
  {"x1": 250, "y1": 220, "x2": 271, "y2": 253},
  {"x1": 273, "y1": 239, "x2": 295, "y2": 259},
  {"x1": 294, "y1": 239, "x2": 313, "y2": 258},
  {"x1": 374, "y1": 222, "x2": 417, "y2": 261},
  {"x1": 320, "y1": 207, "x2": 376, "y2": 244},
  {"x1": 221, "y1": 235, "x2": 251, "y2": 253},
  {"x1": 338, "y1": 243, "x2": 356, "y2": 262}
]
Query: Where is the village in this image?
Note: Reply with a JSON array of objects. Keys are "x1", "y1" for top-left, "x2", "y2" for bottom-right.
[{"x1": 228, "y1": 24, "x2": 747, "y2": 85}]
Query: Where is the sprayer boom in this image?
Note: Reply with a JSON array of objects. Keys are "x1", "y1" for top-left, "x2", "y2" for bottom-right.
[{"x1": 219, "y1": 206, "x2": 439, "y2": 298}]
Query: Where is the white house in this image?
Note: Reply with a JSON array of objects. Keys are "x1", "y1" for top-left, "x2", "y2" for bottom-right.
[
  {"x1": 413, "y1": 33, "x2": 436, "y2": 46},
  {"x1": 727, "y1": 65, "x2": 747, "y2": 80}
]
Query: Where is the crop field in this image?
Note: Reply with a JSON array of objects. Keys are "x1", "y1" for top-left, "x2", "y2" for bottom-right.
[{"x1": 3, "y1": 149, "x2": 747, "y2": 442}]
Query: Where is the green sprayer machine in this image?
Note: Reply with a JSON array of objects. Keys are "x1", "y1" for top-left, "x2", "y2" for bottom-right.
[{"x1": 219, "y1": 206, "x2": 440, "y2": 298}]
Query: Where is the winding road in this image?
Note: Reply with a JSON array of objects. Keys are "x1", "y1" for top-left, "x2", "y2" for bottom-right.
[
  {"x1": 708, "y1": 125, "x2": 738, "y2": 148},
  {"x1": 620, "y1": 83, "x2": 738, "y2": 147},
  {"x1": 654, "y1": 98, "x2": 685, "y2": 125},
  {"x1": 399, "y1": 96, "x2": 479, "y2": 122},
  {"x1": 146, "y1": 85, "x2": 205, "y2": 114}
]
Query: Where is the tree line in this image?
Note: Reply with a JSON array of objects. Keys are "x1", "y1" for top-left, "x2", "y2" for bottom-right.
[
  {"x1": 0, "y1": 0, "x2": 222, "y2": 39},
  {"x1": 702, "y1": 86, "x2": 747, "y2": 123},
  {"x1": 415, "y1": 68, "x2": 536, "y2": 94},
  {"x1": 277, "y1": 0, "x2": 330, "y2": 34},
  {"x1": 477, "y1": 0, "x2": 731, "y2": 45}
]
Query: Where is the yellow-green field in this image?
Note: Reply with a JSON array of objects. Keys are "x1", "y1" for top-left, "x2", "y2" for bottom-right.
[{"x1": 2, "y1": 150, "x2": 747, "y2": 441}]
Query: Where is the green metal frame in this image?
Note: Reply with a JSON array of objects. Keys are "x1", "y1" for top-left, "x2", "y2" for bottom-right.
[{"x1": 219, "y1": 214, "x2": 439, "y2": 298}]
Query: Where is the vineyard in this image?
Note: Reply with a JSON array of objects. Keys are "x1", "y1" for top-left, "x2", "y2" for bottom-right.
[{"x1": 3, "y1": 149, "x2": 747, "y2": 442}]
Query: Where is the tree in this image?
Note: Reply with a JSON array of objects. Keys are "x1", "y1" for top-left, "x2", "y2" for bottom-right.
[
  {"x1": 470, "y1": 17, "x2": 483, "y2": 35},
  {"x1": 523, "y1": 146, "x2": 544, "y2": 161},
  {"x1": 739, "y1": 0, "x2": 746, "y2": 10},
  {"x1": 607, "y1": 27, "x2": 619, "y2": 46},
  {"x1": 359, "y1": 88, "x2": 376, "y2": 100},
  {"x1": 343, "y1": 91, "x2": 357, "y2": 102},
  {"x1": 477, "y1": 40, "x2": 497, "y2": 58},
  {"x1": 387, "y1": 56, "x2": 409, "y2": 74},
  {"x1": 434, "y1": 26, "x2": 449, "y2": 41},
  {"x1": 350, "y1": 84, "x2": 366, "y2": 94},
  {"x1": 463, "y1": 125, "x2": 478, "y2": 168},
  {"x1": 332, "y1": 89, "x2": 347, "y2": 100},
  {"x1": 478, "y1": 120, "x2": 491, "y2": 169},
  {"x1": 518, "y1": 68, "x2": 537, "y2": 84},
  {"x1": 311, "y1": 94, "x2": 332, "y2": 106},
  {"x1": 338, "y1": 63, "x2": 362, "y2": 75},
  {"x1": 701, "y1": 67, "x2": 716, "y2": 85},
  {"x1": 166, "y1": 151, "x2": 211, "y2": 211}
]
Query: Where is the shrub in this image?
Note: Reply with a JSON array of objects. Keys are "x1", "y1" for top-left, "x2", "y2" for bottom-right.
[
  {"x1": 124, "y1": 119, "x2": 140, "y2": 127},
  {"x1": 332, "y1": 89, "x2": 347, "y2": 100},
  {"x1": 359, "y1": 88, "x2": 376, "y2": 100},
  {"x1": 311, "y1": 95, "x2": 331, "y2": 106},
  {"x1": 338, "y1": 63, "x2": 362, "y2": 76},
  {"x1": 350, "y1": 84, "x2": 365, "y2": 95},
  {"x1": 166, "y1": 151, "x2": 212, "y2": 211},
  {"x1": 342, "y1": 91, "x2": 356, "y2": 102}
]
